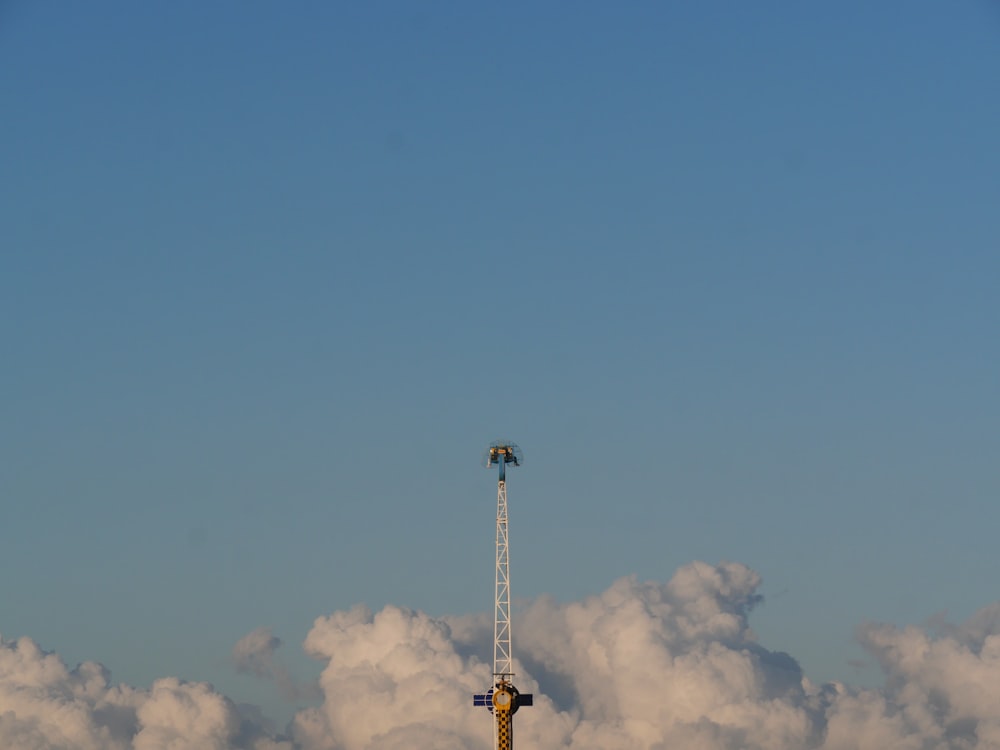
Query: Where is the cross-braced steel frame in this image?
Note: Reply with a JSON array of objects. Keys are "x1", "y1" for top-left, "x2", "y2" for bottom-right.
[{"x1": 494, "y1": 477, "x2": 513, "y2": 680}]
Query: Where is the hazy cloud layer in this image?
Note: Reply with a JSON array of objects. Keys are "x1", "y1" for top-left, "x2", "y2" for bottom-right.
[
  {"x1": 6, "y1": 561, "x2": 1000, "y2": 748},
  {"x1": 232, "y1": 627, "x2": 319, "y2": 703}
]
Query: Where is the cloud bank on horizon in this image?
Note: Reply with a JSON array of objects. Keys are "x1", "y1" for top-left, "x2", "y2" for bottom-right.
[{"x1": 4, "y1": 561, "x2": 1000, "y2": 749}]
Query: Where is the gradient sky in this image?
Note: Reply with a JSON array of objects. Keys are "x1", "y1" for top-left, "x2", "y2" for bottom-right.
[{"x1": 3, "y1": 0, "x2": 999, "y2": 726}]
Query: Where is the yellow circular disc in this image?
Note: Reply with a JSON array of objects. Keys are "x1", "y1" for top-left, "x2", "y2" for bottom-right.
[{"x1": 493, "y1": 688, "x2": 512, "y2": 711}]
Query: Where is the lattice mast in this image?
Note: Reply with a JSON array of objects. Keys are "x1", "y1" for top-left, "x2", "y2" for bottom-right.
[
  {"x1": 473, "y1": 441, "x2": 532, "y2": 750},
  {"x1": 494, "y1": 453, "x2": 513, "y2": 679}
]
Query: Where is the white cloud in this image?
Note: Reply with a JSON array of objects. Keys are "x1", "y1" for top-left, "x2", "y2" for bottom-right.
[
  {"x1": 0, "y1": 635, "x2": 291, "y2": 750},
  {"x1": 852, "y1": 603, "x2": 1000, "y2": 747},
  {"x1": 8, "y1": 561, "x2": 1000, "y2": 748},
  {"x1": 291, "y1": 604, "x2": 491, "y2": 750}
]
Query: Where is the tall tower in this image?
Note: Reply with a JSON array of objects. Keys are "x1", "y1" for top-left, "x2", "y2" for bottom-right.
[{"x1": 473, "y1": 441, "x2": 532, "y2": 750}]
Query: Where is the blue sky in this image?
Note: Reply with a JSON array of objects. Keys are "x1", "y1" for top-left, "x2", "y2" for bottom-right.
[{"x1": 3, "y1": 0, "x2": 999, "y2": 725}]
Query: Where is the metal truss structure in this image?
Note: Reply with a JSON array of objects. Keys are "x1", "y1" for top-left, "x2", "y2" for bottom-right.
[{"x1": 494, "y1": 474, "x2": 513, "y2": 679}]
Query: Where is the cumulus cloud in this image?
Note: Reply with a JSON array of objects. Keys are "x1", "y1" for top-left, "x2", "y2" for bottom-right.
[
  {"x1": 7, "y1": 561, "x2": 1000, "y2": 749},
  {"x1": 290, "y1": 563, "x2": 1000, "y2": 749},
  {"x1": 847, "y1": 604, "x2": 1000, "y2": 747},
  {"x1": 0, "y1": 635, "x2": 291, "y2": 750},
  {"x1": 290, "y1": 562, "x2": 817, "y2": 750}
]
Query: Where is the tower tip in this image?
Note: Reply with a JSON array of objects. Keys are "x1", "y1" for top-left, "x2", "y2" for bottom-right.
[{"x1": 484, "y1": 441, "x2": 523, "y2": 468}]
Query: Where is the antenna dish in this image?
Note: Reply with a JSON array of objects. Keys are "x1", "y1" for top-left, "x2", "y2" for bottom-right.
[{"x1": 483, "y1": 440, "x2": 523, "y2": 469}]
